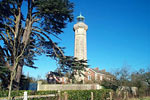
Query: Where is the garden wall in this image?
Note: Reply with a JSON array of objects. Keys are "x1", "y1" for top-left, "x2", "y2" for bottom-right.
[{"x1": 37, "y1": 81, "x2": 102, "y2": 91}]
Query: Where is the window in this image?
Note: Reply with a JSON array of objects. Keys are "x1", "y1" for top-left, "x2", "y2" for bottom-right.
[
  {"x1": 95, "y1": 73, "x2": 97, "y2": 80},
  {"x1": 107, "y1": 77, "x2": 110, "y2": 80},
  {"x1": 64, "y1": 77, "x2": 66, "y2": 82},
  {"x1": 100, "y1": 76, "x2": 103, "y2": 81},
  {"x1": 88, "y1": 75, "x2": 91, "y2": 80},
  {"x1": 60, "y1": 78, "x2": 62, "y2": 81}
]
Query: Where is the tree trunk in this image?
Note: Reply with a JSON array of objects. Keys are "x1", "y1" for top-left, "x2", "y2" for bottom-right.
[
  {"x1": 8, "y1": 73, "x2": 13, "y2": 100},
  {"x1": 14, "y1": 64, "x2": 23, "y2": 89},
  {"x1": 8, "y1": 64, "x2": 17, "y2": 100}
]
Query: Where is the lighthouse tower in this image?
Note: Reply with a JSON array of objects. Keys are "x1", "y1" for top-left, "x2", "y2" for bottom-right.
[{"x1": 73, "y1": 14, "x2": 88, "y2": 60}]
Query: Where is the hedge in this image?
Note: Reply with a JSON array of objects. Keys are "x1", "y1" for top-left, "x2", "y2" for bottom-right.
[
  {"x1": 64, "y1": 89, "x2": 112, "y2": 100},
  {"x1": 0, "y1": 89, "x2": 112, "y2": 100},
  {"x1": 0, "y1": 90, "x2": 57, "y2": 97}
]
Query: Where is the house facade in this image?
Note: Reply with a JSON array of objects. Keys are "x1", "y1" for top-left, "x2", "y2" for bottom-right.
[
  {"x1": 47, "y1": 67, "x2": 113, "y2": 84},
  {"x1": 83, "y1": 67, "x2": 112, "y2": 84}
]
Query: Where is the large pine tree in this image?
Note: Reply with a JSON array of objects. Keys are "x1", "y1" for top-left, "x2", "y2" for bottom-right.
[{"x1": 0, "y1": 0, "x2": 74, "y2": 99}]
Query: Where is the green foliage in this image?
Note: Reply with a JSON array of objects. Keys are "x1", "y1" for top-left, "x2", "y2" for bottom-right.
[
  {"x1": 0, "y1": 89, "x2": 112, "y2": 100},
  {"x1": 57, "y1": 56, "x2": 88, "y2": 83},
  {"x1": 0, "y1": 90, "x2": 57, "y2": 97},
  {"x1": 0, "y1": 0, "x2": 75, "y2": 98},
  {"x1": 0, "y1": 0, "x2": 74, "y2": 89},
  {"x1": 101, "y1": 79, "x2": 118, "y2": 91},
  {"x1": 63, "y1": 89, "x2": 112, "y2": 100},
  {"x1": 35, "y1": 0, "x2": 74, "y2": 34}
]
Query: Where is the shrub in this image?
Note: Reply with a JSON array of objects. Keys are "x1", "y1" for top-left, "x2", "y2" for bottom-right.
[
  {"x1": 63, "y1": 89, "x2": 112, "y2": 100},
  {"x1": 0, "y1": 89, "x2": 112, "y2": 100},
  {"x1": 0, "y1": 90, "x2": 57, "y2": 97}
]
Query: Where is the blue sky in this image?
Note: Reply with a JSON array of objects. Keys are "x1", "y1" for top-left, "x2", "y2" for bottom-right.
[{"x1": 23, "y1": 0, "x2": 150, "y2": 79}]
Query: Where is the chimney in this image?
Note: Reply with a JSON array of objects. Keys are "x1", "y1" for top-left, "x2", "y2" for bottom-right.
[
  {"x1": 101, "y1": 69, "x2": 106, "y2": 72},
  {"x1": 94, "y1": 67, "x2": 99, "y2": 71}
]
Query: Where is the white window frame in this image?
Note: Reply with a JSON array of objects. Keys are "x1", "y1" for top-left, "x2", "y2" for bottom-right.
[
  {"x1": 88, "y1": 75, "x2": 91, "y2": 80},
  {"x1": 95, "y1": 73, "x2": 97, "y2": 80},
  {"x1": 100, "y1": 75, "x2": 103, "y2": 81}
]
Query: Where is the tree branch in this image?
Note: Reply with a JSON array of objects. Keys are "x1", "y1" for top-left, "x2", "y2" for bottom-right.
[
  {"x1": 32, "y1": 28, "x2": 65, "y2": 58},
  {"x1": 3, "y1": 24, "x2": 15, "y2": 35},
  {"x1": 32, "y1": 26, "x2": 62, "y2": 40}
]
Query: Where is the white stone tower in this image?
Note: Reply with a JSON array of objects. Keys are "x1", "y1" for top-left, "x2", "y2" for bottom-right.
[{"x1": 73, "y1": 14, "x2": 88, "y2": 60}]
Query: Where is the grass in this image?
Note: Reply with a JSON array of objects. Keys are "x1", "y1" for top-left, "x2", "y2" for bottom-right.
[{"x1": 129, "y1": 97, "x2": 150, "y2": 100}]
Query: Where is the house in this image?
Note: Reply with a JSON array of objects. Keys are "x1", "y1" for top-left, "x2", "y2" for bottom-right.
[
  {"x1": 83, "y1": 67, "x2": 113, "y2": 84},
  {"x1": 47, "y1": 67, "x2": 113, "y2": 84}
]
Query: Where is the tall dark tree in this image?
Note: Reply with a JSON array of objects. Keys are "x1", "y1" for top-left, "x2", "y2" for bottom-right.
[
  {"x1": 0, "y1": 0, "x2": 73, "y2": 99},
  {"x1": 57, "y1": 56, "x2": 88, "y2": 83}
]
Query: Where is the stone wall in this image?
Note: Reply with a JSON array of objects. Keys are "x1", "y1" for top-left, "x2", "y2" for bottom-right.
[{"x1": 37, "y1": 81, "x2": 102, "y2": 91}]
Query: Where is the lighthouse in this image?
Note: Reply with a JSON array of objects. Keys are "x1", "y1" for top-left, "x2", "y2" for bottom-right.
[{"x1": 73, "y1": 14, "x2": 88, "y2": 60}]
